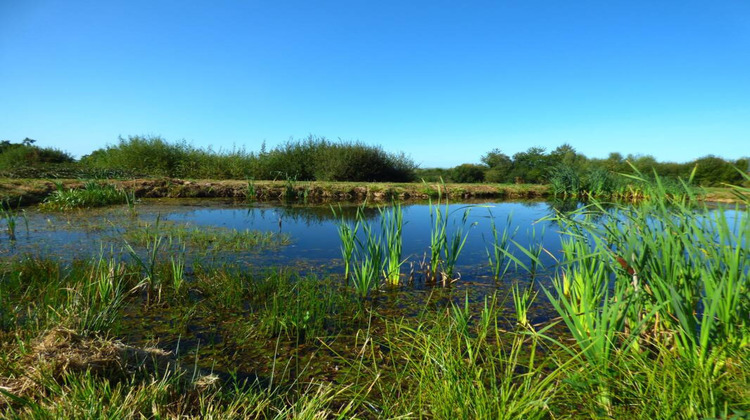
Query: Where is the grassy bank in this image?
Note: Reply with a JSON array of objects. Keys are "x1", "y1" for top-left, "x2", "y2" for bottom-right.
[
  {"x1": 0, "y1": 178, "x2": 550, "y2": 207},
  {"x1": 2, "y1": 177, "x2": 746, "y2": 209}
]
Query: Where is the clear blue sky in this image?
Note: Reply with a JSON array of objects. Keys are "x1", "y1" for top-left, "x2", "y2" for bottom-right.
[{"x1": 1, "y1": 1, "x2": 748, "y2": 167}]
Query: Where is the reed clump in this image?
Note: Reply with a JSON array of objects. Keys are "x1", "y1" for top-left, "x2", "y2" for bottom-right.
[
  {"x1": 514, "y1": 171, "x2": 750, "y2": 415},
  {"x1": 40, "y1": 181, "x2": 133, "y2": 211}
]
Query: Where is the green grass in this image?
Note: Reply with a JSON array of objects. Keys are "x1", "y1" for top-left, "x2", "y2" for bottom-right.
[
  {"x1": 515, "y1": 172, "x2": 750, "y2": 415},
  {"x1": 39, "y1": 180, "x2": 133, "y2": 211}
]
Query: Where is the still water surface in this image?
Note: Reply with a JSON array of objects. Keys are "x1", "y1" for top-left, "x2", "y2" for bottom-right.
[{"x1": 1, "y1": 199, "x2": 565, "y2": 282}]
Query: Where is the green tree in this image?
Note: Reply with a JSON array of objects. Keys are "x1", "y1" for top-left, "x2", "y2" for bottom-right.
[
  {"x1": 451, "y1": 163, "x2": 486, "y2": 183},
  {"x1": 510, "y1": 147, "x2": 548, "y2": 183},
  {"x1": 692, "y1": 155, "x2": 742, "y2": 186},
  {"x1": 481, "y1": 148, "x2": 513, "y2": 183}
]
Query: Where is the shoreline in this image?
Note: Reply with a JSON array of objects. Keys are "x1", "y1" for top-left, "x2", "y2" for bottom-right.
[{"x1": 0, "y1": 178, "x2": 744, "y2": 207}]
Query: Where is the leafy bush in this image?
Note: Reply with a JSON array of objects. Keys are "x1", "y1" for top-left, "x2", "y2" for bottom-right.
[
  {"x1": 81, "y1": 136, "x2": 192, "y2": 177},
  {"x1": 0, "y1": 139, "x2": 74, "y2": 170},
  {"x1": 80, "y1": 135, "x2": 416, "y2": 182},
  {"x1": 451, "y1": 164, "x2": 486, "y2": 183}
]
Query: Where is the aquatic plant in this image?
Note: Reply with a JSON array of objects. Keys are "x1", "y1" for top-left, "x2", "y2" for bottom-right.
[
  {"x1": 0, "y1": 200, "x2": 18, "y2": 241},
  {"x1": 40, "y1": 180, "x2": 131, "y2": 211},
  {"x1": 514, "y1": 173, "x2": 750, "y2": 414},
  {"x1": 349, "y1": 221, "x2": 384, "y2": 298},
  {"x1": 333, "y1": 204, "x2": 361, "y2": 282},
  {"x1": 123, "y1": 216, "x2": 165, "y2": 304},
  {"x1": 72, "y1": 257, "x2": 130, "y2": 333},
  {"x1": 120, "y1": 221, "x2": 290, "y2": 253},
  {"x1": 334, "y1": 201, "x2": 405, "y2": 292},
  {"x1": 426, "y1": 181, "x2": 476, "y2": 285},
  {"x1": 169, "y1": 247, "x2": 186, "y2": 296},
  {"x1": 485, "y1": 211, "x2": 517, "y2": 281},
  {"x1": 511, "y1": 281, "x2": 536, "y2": 330},
  {"x1": 379, "y1": 202, "x2": 404, "y2": 285}
]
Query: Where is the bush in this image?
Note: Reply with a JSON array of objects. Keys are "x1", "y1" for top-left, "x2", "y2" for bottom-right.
[
  {"x1": 0, "y1": 140, "x2": 74, "y2": 170},
  {"x1": 451, "y1": 164, "x2": 485, "y2": 183},
  {"x1": 80, "y1": 135, "x2": 417, "y2": 182},
  {"x1": 81, "y1": 136, "x2": 191, "y2": 177}
]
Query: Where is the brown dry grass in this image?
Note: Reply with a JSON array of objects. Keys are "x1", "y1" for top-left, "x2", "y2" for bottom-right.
[{"x1": 0, "y1": 328, "x2": 176, "y2": 407}]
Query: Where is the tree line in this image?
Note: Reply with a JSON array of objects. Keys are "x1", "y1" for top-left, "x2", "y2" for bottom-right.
[
  {"x1": 417, "y1": 144, "x2": 748, "y2": 187},
  {"x1": 1, "y1": 136, "x2": 747, "y2": 187}
]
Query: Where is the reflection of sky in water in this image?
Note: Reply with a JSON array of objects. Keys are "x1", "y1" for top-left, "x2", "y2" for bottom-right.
[
  {"x1": 1, "y1": 199, "x2": 744, "y2": 283},
  {"x1": 162, "y1": 201, "x2": 562, "y2": 272}
]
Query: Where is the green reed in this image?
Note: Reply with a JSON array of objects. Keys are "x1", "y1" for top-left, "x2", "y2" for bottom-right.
[
  {"x1": 0, "y1": 200, "x2": 18, "y2": 241},
  {"x1": 73, "y1": 256, "x2": 130, "y2": 334},
  {"x1": 485, "y1": 212, "x2": 517, "y2": 281},
  {"x1": 350, "y1": 221, "x2": 384, "y2": 298},
  {"x1": 510, "y1": 171, "x2": 750, "y2": 414},
  {"x1": 379, "y1": 202, "x2": 404, "y2": 285},
  {"x1": 511, "y1": 281, "x2": 536, "y2": 330},
  {"x1": 169, "y1": 245, "x2": 186, "y2": 296},
  {"x1": 333, "y1": 204, "x2": 361, "y2": 282},
  {"x1": 123, "y1": 216, "x2": 165, "y2": 304},
  {"x1": 335, "y1": 202, "x2": 405, "y2": 293},
  {"x1": 425, "y1": 181, "x2": 476, "y2": 284}
]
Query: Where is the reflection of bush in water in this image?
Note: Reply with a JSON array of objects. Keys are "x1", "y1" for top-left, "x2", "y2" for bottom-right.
[{"x1": 248, "y1": 204, "x2": 382, "y2": 225}]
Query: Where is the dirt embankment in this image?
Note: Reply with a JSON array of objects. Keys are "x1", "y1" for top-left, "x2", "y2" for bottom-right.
[{"x1": 0, "y1": 178, "x2": 549, "y2": 206}]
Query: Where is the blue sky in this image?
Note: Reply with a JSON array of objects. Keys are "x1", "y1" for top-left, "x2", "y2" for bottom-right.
[{"x1": 1, "y1": 1, "x2": 748, "y2": 167}]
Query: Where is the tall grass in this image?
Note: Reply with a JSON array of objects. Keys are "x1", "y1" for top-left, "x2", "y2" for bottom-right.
[
  {"x1": 485, "y1": 211, "x2": 517, "y2": 281},
  {"x1": 514, "y1": 172, "x2": 750, "y2": 414},
  {"x1": 426, "y1": 182, "x2": 476, "y2": 285},
  {"x1": 40, "y1": 180, "x2": 131, "y2": 211},
  {"x1": 123, "y1": 216, "x2": 165, "y2": 305},
  {"x1": 379, "y1": 202, "x2": 403, "y2": 285},
  {"x1": 72, "y1": 257, "x2": 131, "y2": 334},
  {"x1": 335, "y1": 202, "x2": 405, "y2": 295},
  {"x1": 333, "y1": 205, "x2": 360, "y2": 282},
  {"x1": 344, "y1": 294, "x2": 564, "y2": 419},
  {"x1": 350, "y1": 220, "x2": 384, "y2": 298}
]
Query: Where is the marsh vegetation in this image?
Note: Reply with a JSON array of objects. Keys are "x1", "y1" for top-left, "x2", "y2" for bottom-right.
[{"x1": 0, "y1": 174, "x2": 748, "y2": 418}]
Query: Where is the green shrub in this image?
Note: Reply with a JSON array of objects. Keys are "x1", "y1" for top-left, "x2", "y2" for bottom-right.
[
  {"x1": 81, "y1": 136, "x2": 190, "y2": 177},
  {"x1": 451, "y1": 163, "x2": 486, "y2": 183},
  {"x1": 0, "y1": 140, "x2": 74, "y2": 170},
  {"x1": 80, "y1": 135, "x2": 416, "y2": 182}
]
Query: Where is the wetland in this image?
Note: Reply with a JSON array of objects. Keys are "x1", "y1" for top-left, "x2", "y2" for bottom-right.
[{"x1": 0, "y1": 182, "x2": 748, "y2": 418}]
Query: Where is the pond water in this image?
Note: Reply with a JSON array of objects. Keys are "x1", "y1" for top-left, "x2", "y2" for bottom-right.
[
  {"x1": 0, "y1": 198, "x2": 566, "y2": 283},
  {"x1": 2, "y1": 198, "x2": 744, "y2": 383}
]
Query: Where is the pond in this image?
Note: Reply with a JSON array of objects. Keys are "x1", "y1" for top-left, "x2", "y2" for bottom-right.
[
  {"x1": 1, "y1": 198, "x2": 566, "y2": 282},
  {"x1": 1, "y1": 196, "x2": 747, "y2": 410}
]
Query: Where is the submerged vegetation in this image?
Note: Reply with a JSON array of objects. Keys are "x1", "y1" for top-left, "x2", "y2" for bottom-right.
[
  {"x1": 119, "y1": 219, "x2": 291, "y2": 253},
  {"x1": 0, "y1": 173, "x2": 748, "y2": 417}
]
